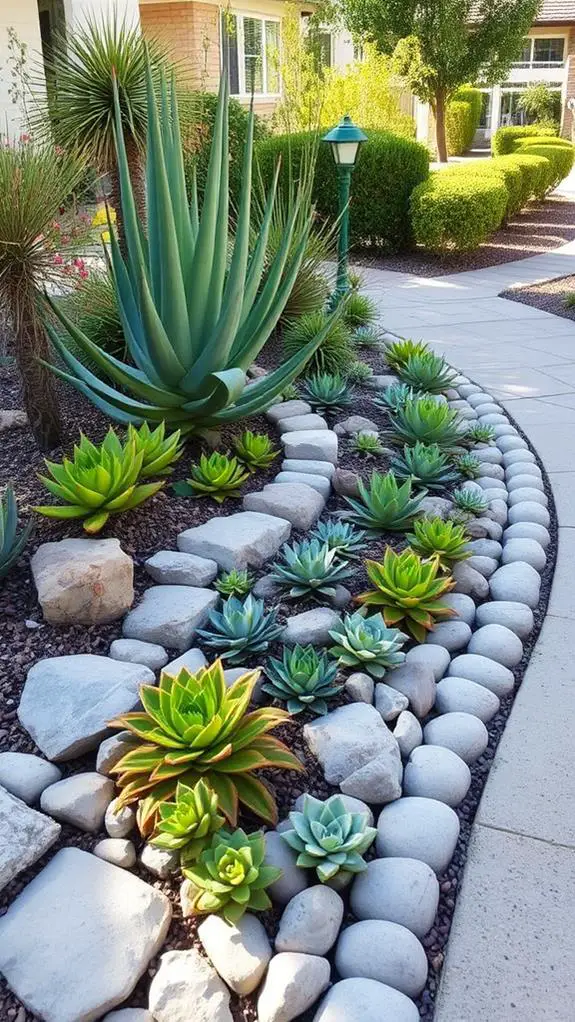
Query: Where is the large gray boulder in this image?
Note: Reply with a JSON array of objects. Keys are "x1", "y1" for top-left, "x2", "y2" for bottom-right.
[
  {"x1": 376, "y1": 796, "x2": 460, "y2": 874},
  {"x1": 244, "y1": 482, "x2": 325, "y2": 530},
  {"x1": 384, "y1": 662, "x2": 436, "y2": 717},
  {"x1": 40, "y1": 772, "x2": 115, "y2": 832},
  {"x1": 276, "y1": 886, "x2": 344, "y2": 955},
  {"x1": 198, "y1": 913, "x2": 272, "y2": 995},
  {"x1": 149, "y1": 948, "x2": 232, "y2": 1022},
  {"x1": 350, "y1": 856, "x2": 439, "y2": 938},
  {"x1": 0, "y1": 752, "x2": 61, "y2": 804},
  {"x1": 178, "y1": 511, "x2": 291, "y2": 570},
  {"x1": 281, "y1": 429, "x2": 339, "y2": 464},
  {"x1": 0, "y1": 787, "x2": 61, "y2": 891},
  {"x1": 303, "y1": 703, "x2": 400, "y2": 787},
  {"x1": 335, "y1": 919, "x2": 427, "y2": 998},
  {"x1": 403, "y1": 745, "x2": 471, "y2": 807},
  {"x1": 312, "y1": 978, "x2": 419, "y2": 1022},
  {"x1": 122, "y1": 584, "x2": 218, "y2": 650},
  {"x1": 144, "y1": 550, "x2": 218, "y2": 587},
  {"x1": 257, "y1": 952, "x2": 331, "y2": 1022},
  {"x1": 31, "y1": 538, "x2": 133, "y2": 625}
]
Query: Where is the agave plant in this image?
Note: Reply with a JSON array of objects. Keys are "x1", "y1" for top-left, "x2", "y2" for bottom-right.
[
  {"x1": 214, "y1": 568, "x2": 255, "y2": 598},
  {"x1": 310, "y1": 519, "x2": 366, "y2": 560},
  {"x1": 391, "y1": 442, "x2": 460, "y2": 491},
  {"x1": 43, "y1": 70, "x2": 336, "y2": 432},
  {"x1": 463, "y1": 422, "x2": 496, "y2": 446},
  {"x1": 328, "y1": 611, "x2": 407, "y2": 678},
  {"x1": 374, "y1": 382, "x2": 418, "y2": 413},
  {"x1": 0, "y1": 486, "x2": 32, "y2": 579},
  {"x1": 128, "y1": 422, "x2": 183, "y2": 478},
  {"x1": 351, "y1": 431, "x2": 385, "y2": 457},
  {"x1": 345, "y1": 359, "x2": 373, "y2": 384},
  {"x1": 454, "y1": 452, "x2": 482, "y2": 479},
  {"x1": 407, "y1": 518, "x2": 471, "y2": 569},
  {"x1": 301, "y1": 373, "x2": 351, "y2": 413},
  {"x1": 452, "y1": 487, "x2": 489, "y2": 516},
  {"x1": 389, "y1": 396, "x2": 464, "y2": 450},
  {"x1": 343, "y1": 471, "x2": 426, "y2": 532},
  {"x1": 355, "y1": 546, "x2": 456, "y2": 641},
  {"x1": 353, "y1": 325, "x2": 382, "y2": 348},
  {"x1": 396, "y1": 352, "x2": 457, "y2": 395},
  {"x1": 283, "y1": 310, "x2": 355, "y2": 376},
  {"x1": 263, "y1": 645, "x2": 343, "y2": 715},
  {"x1": 183, "y1": 828, "x2": 281, "y2": 924},
  {"x1": 384, "y1": 338, "x2": 430, "y2": 371},
  {"x1": 150, "y1": 778, "x2": 225, "y2": 867},
  {"x1": 173, "y1": 452, "x2": 249, "y2": 502},
  {"x1": 34, "y1": 428, "x2": 164, "y2": 533},
  {"x1": 233, "y1": 430, "x2": 279, "y2": 471},
  {"x1": 342, "y1": 292, "x2": 378, "y2": 329},
  {"x1": 270, "y1": 539, "x2": 353, "y2": 600},
  {"x1": 282, "y1": 794, "x2": 377, "y2": 883},
  {"x1": 197, "y1": 594, "x2": 283, "y2": 662},
  {"x1": 110, "y1": 659, "x2": 302, "y2": 831}
]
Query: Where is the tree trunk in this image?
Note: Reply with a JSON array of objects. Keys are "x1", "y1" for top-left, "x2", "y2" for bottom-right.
[
  {"x1": 14, "y1": 293, "x2": 63, "y2": 452},
  {"x1": 108, "y1": 134, "x2": 146, "y2": 260},
  {"x1": 435, "y1": 88, "x2": 449, "y2": 163}
]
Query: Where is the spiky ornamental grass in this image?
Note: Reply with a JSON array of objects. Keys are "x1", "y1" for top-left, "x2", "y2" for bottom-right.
[
  {"x1": 301, "y1": 373, "x2": 351, "y2": 414},
  {"x1": 351, "y1": 431, "x2": 385, "y2": 457},
  {"x1": 328, "y1": 611, "x2": 407, "y2": 678},
  {"x1": 355, "y1": 546, "x2": 456, "y2": 642},
  {"x1": 196, "y1": 594, "x2": 282, "y2": 663},
  {"x1": 214, "y1": 569, "x2": 255, "y2": 598},
  {"x1": 270, "y1": 539, "x2": 353, "y2": 600},
  {"x1": 310, "y1": 519, "x2": 367, "y2": 560},
  {"x1": 452, "y1": 487, "x2": 489, "y2": 516},
  {"x1": 454, "y1": 452, "x2": 482, "y2": 479},
  {"x1": 150, "y1": 778, "x2": 225, "y2": 867},
  {"x1": 343, "y1": 471, "x2": 426, "y2": 533},
  {"x1": 389, "y1": 396, "x2": 464, "y2": 451},
  {"x1": 232, "y1": 430, "x2": 279, "y2": 471},
  {"x1": 173, "y1": 453, "x2": 249, "y2": 502},
  {"x1": 374, "y1": 382, "x2": 419, "y2": 413},
  {"x1": 0, "y1": 486, "x2": 32, "y2": 579},
  {"x1": 396, "y1": 352, "x2": 457, "y2": 394},
  {"x1": 463, "y1": 422, "x2": 496, "y2": 446},
  {"x1": 283, "y1": 310, "x2": 355, "y2": 376},
  {"x1": 263, "y1": 645, "x2": 343, "y2": 715},
  {"x1": 384, "y1": 338, "x2": 430, "y2": 372},
  {"x1": 407, "y1": 518, "x2": 471, "y2": 569},
  {"x1": 391, "y1": 442, "x2": 461, "y2": 491},
  {"x1": 341, "y1": 292, "x2": 378, "y2": 330},
  {"x1": 128, "y1": 422, "x2": 183, "y2": 477},
  {"x1": 183, "y1": 828, "x2": 280, "y2": 925},
  {"x1": 345, "y1": 360, "x2": 373, "y2": 383},
  {"x1": 282, "y1": 793, "x2": 377, "y2": 884}
]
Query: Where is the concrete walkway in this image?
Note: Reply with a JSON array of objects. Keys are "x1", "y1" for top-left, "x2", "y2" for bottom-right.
[{"x1": 356, "y1": 237, "x2": 575, "y2": 1020}]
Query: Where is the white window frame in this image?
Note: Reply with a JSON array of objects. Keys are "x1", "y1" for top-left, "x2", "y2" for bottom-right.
[
  {"x1": 512, "y1": 34, "x2": 567, "y2": 69},
  {"x1": 222, "y1": 11, "x2": 281, "y2": 100}
]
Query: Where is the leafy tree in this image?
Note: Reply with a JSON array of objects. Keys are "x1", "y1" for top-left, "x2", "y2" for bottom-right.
[
  {"x1": 517, "y1": 82, "x2": 558, "y2": 124},
  {"x1": 331, "y1": 0, "x2": 541, "y2": 161}
]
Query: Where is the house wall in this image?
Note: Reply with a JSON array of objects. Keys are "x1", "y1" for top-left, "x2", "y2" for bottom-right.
[{"x1": 0, "y1": 0, "x2": 46, "y2": 135}]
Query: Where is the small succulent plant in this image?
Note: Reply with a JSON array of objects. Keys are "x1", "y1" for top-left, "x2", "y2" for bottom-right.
[
  {"x1": 351, "y1": 431, "x2": 385, "y2": 457},
  {"x1": 310, "y1": 518, "x2": 366, "y2": 560},
  {"x1": 355, "y1": 545, "x2": 456, "y2": 641},
  {"x1": 263, "y1": 645, "x2": 343, "y2": 715},
  {"x1": 328, "y1": 611, "x2": 407, "y2": 678},
  {"x1": 301, "y1": 373, "x2": 351, "y2": 413},
  {"x1": 352, "y1": 325, "x2": 382, "y2": 348},
  {"x1": 391, "y1": 442, "x2": 460, "y2": 491},
  {"x1": 183, "y1": 828, "x2": 281, "y2": 924},
  {"x1": 346, "y1": 359, "x2": 374, "y2": 383},
  {"x1": 407, "y1": 517, "x2": 471, "y2": 569},
  {"x1": 128, "y1": 422, "x2": 183, "y2": 478},
  {"x1": 451, "y1": 487, "x2": 489, "y2": 516},
  {"x1": 389, "y1": 396, "x2": 464, "y2": 450},
  {"x1": 396, "y1": 352, "x2": 457, "y2": 395},
  {"x1": 197, "y1": 594, "x2": 283, "y2": 663},
  {"x1": 174, "y1": 452, "x2": 249, "y2": 502},
  {"x1": 0, "y1": 485, "x2": 32, "y2": 579},
  {"x1": 270, "y1": 538, "x2": 353, "y2": 600},
  {"x1": 342, "y1": 291, "x2": 378, "y2": 329},
  {"x1": 281, "y1": 383, "x2": 299, "y2": 401},
  {"x1": 454, "y1": 453, "x2": 482, "y2": 479},
  {"x1": 343, "y1": 470, "x2": 426, "y2": 532},
  {"x1": 214, "y1": 568, "x2": 255, "y2": 597},
  {"x1": 282, "y1": 794, "x2": 377, "y2": 883},
  {"x1": 150, "y1": 779, "x2": 225, "y2": 867},
  {"x1": 384, "y1": 338, "x2": 430, "y2": 371},
  {"x1": 463, "y1": 422, "x2": 496, "y2": 446},
  {"x1": 374, "y1": 382, "x2": 419, "y2": 413},
  {"x1": 233, "y1": 431, "x2": 279, "y2": 471}
]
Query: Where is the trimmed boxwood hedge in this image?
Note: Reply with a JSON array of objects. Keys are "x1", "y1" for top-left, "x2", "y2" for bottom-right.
[
  {"x1": 491, "y1": 154, "x2": 547, "y2": 208},
  {"x1": 515, "y1": 141, "x2": 575, "y2": 191},
  {"x1": 444, "y1": 160, "x2": 523, "y2": 217},
  {"x1": 410, "y1": 171, "x2": 507, "y2": 251},
  {"x1": 446, "y1": 87, "x2": 482, "y2": 156},
  {"x1": 492, "y1": 123, "x2": 559, "y2": 155},
  {"x1": 255, "y1": 129, "x2": 429, "y2": 253}
]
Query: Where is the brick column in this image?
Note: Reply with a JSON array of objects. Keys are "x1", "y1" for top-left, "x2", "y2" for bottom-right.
[{"x1": 140, "y1": 2, "x2": 220, "y2": 90}]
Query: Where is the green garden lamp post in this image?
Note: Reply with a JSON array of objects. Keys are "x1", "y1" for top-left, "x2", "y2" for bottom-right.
[{"x1": 322, "y1": 115, "x2": 367, "y2": 301}]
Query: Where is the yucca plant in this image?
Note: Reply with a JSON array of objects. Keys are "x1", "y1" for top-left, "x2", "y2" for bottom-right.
[
  {"x1": 150, "y1": 778, "x2": 225, "y2": 867},
  {"x1": 282, "y1": 794, "x2": 377, "y2": 883},
  {"x1": 391, "y1": 442, "x2": 460, "y2": 491},
  {"x1": 43, "y1": 68, "x2": 337, "y2": 432},
  {"x1": 173, "y1": 453, "x2": 249, "y2": 502},
  {"x1": 389, "y1": 396, "x2": 464, "y2": 450},
  {"x1": 110, "y1": 659, "x2": 302, "y2": 831},
  {"x1": 385, "y1": 338, "x2": 430, "y2": 371},
  {"x1": 328, "y1": 611, "x2": 406, "y2": 678},
  {"x1": 351, "y1": 431, "x2": 385, "y2": 457},
  {"x1": 233, "y1": 430, "x2": 279, "y2": 471},
  {"x1": 301, "y1": 373, "x2": 351, "y2": 413},
  {"x1": 374, "y1": 382, "x2": 418, "y2": 413},
  {"x1": 345, "y1": 360, "x2": 373, "y2": 383},
  {"x1": 407, "y1": 518, "x2": 471, "y2": 569},
  {"x1": 397, "y1": 352, "x2": 457, "y2": 395},
  {"x1": 353, "y1": 325, "x2": 382, "y2": 348},
  {"x1": 197, "y1": 594, "x2": 283, "y2": 663},
  {"x1": 463, "y1": 422, "x2": 496, "y2": 446},
  {"x1": 454, "y1": 452, "x2": 482, "y2": 479},
  {"x1": 356, "y1": 546, "x2": 456, "y2": 642},
  {"x1": 0, "y1": 485, "x2": 32, "y2": 579},
  {"x1": 214, "y1": 568, "x2": 255, "y2": 598},
  {"x1": 183, "y1": 828, "x2": 281, "y2": 924},
  {"x1": 283, "y1": 309, "x2": 355, "y2": 375},
  {"x1": 128, "y1": 421, "x2": 183, "y2": 478},
  {"x1": 341, "y1": 292, "x2": 378, "y2": 329},
  {"x1": 263, "y1": 645, "x2": 343, "y2": 715},
  {"x1": 311, "y1": 518, "x2": 366, "y2": 560},
  {"x1": 343, "y1": 471, "x2": 426, "y2": 533},
  {"x1": 270, "y1": 538, "x2": 353, "y2": 600},
  {"x1": 452, "y1": 487, "x2": 489, "y2": 516},
  {"x1": 34, "y1": 428, "x2": 164, "y2": 533}
]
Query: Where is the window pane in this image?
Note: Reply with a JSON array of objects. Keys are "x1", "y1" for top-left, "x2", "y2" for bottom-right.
[
  {"x1": 317, "y1": 31, "x2": 332, "y2": 69},
  {"x1": 221, "y1": 13, "x2": 239, "y2": 95},
  {"x1": 265, "y1": 21, "x2": 280, "y2": 94},
  {"x1": 243, "y1": 17, "x2": 263, "y2": 94},
  {"x1": 517, "y1": 37, "x2": 532, "y2": 64},
  {"x1": 533, "y1": 37, "x2": 565, "y2": 64}
]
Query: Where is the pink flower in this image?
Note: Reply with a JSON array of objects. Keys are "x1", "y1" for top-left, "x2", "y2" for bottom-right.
[{"x1": 53, "y1": 253, "x2": 64, "y2": 265}]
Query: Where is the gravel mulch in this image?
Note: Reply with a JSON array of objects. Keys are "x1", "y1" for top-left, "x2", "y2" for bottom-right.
[{"x1": 501, "y1": 271, "x2": 575, "y2": 323}]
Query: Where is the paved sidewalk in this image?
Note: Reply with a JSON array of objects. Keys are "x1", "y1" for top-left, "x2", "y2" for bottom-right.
[{"x1": 357, "y1": 240, "x2": 575, "y2": 1021}]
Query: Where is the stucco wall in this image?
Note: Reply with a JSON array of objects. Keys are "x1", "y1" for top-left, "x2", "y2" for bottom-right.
[{"x1": 0, "y1": 0, "x2": 46, "y2": 136}]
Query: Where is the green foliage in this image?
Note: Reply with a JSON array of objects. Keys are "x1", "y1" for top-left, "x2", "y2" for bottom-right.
[
  {"x1": 255, "y1": 129, "x2": 429, "y2": 253},
  {"x1": 150, "y1": 779, "x2": 225, "y2": 867},
  {"x1": 564, "y1": 292, "x2": 575, "y2": 309},
  {"x1": 396, "y1": 352, "x2": 457, "y2": 394},
  {"x1": 504, "y1": 152, "x2": 551, "y2": 201},
  {"x1": 343, "y1": 470, "x2": 426, "y2": 532},
  {"x1": 320, "y1": 42, "x2": 416, "y2": 137},
  {"x1": 492, "y1": 122, "x2": 558, "y2": 155},
  {"x1": 346, "y1": 360, "x2": 374, "y2": 383},
  {"x1": 110, "y1": 659, "x2": 302, "y2": 831},
  {"x1": 351, "y1": 431, "x2": 386, "y2": 457},
  {"x1": 487, "y1": 158, "x2": 525, "y2": 216},
  {"x1": 281, "y1": 383, "x2": 299, "y2": 401},
  {"x1": 197, "y1": 594, "x2": 283, "y2": 663},
  {"x1": 55, "y1": 270, "x2": 126, "y2": 364},
  {"x1": 0, "y1": 485, "x2": 32, "y2": 579},
  {"x1": 341, "y1": 292, "x2": 378, "y2": 329},
  {"x1": 515, "y1": 142, "x2": 574, "y2": 191},
  {"x1": 263, "y1": 645, "x2": 342, "y2": 715},
  {"x1": 389, "y1": 396, "x2": 464, "y2": 449},
  {"x1": 518, "y1": 83, "x2": 558, "y2": 123},
  {"x1": 410, "y1": 170, "x2": 507, "y2": 251},
  {"x1": 183, "y1": 827, "x2": 281, "y2": 924},
  {"x1": 455, "y1": 452, "x2": 481, "y2": 479},
  {"x1": 356, "y1": 545, "x2": 456, "y2": 642},
  {"x1": 128, "y1": 422, "x2": 183, "y2": 478},
  {"x1": 34, "y1": 428, "x2": 164, "y2": 533},
  {"x1": 270, "y1": 538, "x2": 354, "y2": 600},
  {"x1": 301, "y1": 372, "x2": 351, "y2": 412},
  {"x1": 352, "y1": 326, "x2": 382, "y2": 350},
  {"x1": 328, "y1": 610, "x2": 407, "y2": 678},
  {"x1": 384, "y1": 338, "x2": 430, "y2": 371},
  {"x1": 174, "y1": 453, "x2": 249, "y2": 503},
  {"x1": 391, "y1": 441, "x2": 461, "y2": 490},
  {"x1": 233, "y1": 431, "x2": 279, "y2": 471},
  {"x1": 214, "y1": 569, "x2": 255, "y2": 598},
  {"x1": 282, "y1": 793, "x2": 377, "y2": 883},
  {"x1": 374, "y1": 382, "x2": 419, "y2": 412},
  {"x1": 452, "y1": 487, "x2": 489, "y2": 516},
  {"x1": 310, "y1": 518, "x2": 367, "y2": 559},
  {"x1": 283, "y1": 310, "x2": 355, "y2": 376},
  {"x1": 407, "y1": 517, "x2": 471, "y2": 568},
  {"x1": 446, "y1": 86, "x2": 482, "y2": 156},
  {"x1": 463, "y1": 422, "x2": 496, "y2": 445}
]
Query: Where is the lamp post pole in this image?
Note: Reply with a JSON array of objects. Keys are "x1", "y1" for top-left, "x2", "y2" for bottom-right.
[{"x1": 321, "y1": 114, "x2": 367, "y2": 305}]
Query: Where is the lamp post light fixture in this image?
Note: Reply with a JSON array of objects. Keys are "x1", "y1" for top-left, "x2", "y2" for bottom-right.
[{"x1": 322, "y1": 114, "x2": 367, "y2": 301}]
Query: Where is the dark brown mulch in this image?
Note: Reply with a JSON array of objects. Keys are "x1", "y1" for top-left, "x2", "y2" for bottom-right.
[
  {"x1": 501, "y1": 271, "x2": 575, "y2": 322},
  {"x1": 353, "y1": 194, "x2": 575, "y2": 278}
]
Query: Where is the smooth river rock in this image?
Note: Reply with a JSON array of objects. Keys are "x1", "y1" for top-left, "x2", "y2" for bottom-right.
[
  {"x1": 350, "y1": 856, "x2": 439, "y2": 938},
  {"x1": 335, "y1": 919, "x2": 428, "y2": 998}
]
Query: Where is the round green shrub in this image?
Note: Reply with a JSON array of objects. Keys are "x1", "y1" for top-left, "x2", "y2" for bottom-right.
[
  {"x1": 515, "y1": 142, "x2": 574, "y2": 192},
  {"x1": 498, "y1": 153, "x2": 552, "y2": 202},
  {"x1": 492, "y1": 123, "x2": 558, "y2": 155},
  {"x1": 410, "y1": 171, "x2": 507, "y2": 251},
  {"x1": 444, "y1": 160, "x2": 522, "y2": 218},
  {"x1": 446, "y1": 87, "x2": 482, "y2": 156},
  {"x1": 516, "y1": 135, "x2": 573, "y2": 150}
]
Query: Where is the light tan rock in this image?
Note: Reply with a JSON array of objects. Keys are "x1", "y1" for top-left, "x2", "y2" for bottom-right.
[{"x1": 31, "y1": 538, "x2": 134, "y2": 625}]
